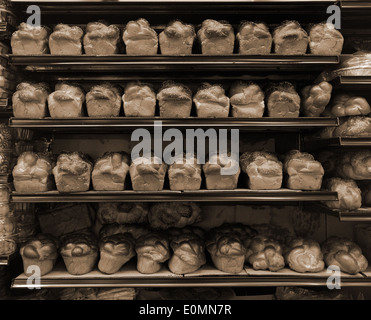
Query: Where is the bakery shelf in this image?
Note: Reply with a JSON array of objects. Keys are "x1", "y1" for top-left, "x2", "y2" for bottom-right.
[
  {"x1": 7, "y1": 54, "x2": 340, "y2": 72},
  {"x1": 313, "y1": 204, "x2": 371, "y2": 222},
  {"x1": 304, "y1": 137, "x2": 371, "y2": 151},
  {"x1": 8, "y1": 117, "x2": 339, "y2": 132},
  {"x1": 10, "y1": 189, "x2": 338, "y2": 203},
  {"x1": 333, "y1": 76, "x2": 371, "y2": 90},
  {"x1": 11, "y1": 263, "x2": 371, "y2": 289},
  {"x1": 340, "y1": 1, "x2": 371, "y2": 8}
]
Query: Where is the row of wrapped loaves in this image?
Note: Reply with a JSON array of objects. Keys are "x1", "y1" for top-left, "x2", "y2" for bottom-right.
[
  {"x1": 11, "y1": 19, "x2": 343, "y2": 56},
  {"x1": 19, "y1": 222, "x2": 368, "y2": 277},
  {"x1": 11, "y1": 150, "x2": 326, "y2": 193},
  {"x1": 13, "y1": 80, "x2": 338, "y2": 118}
]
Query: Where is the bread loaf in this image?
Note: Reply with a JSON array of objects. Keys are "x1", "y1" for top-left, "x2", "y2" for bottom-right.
[
  {"x1": 197, "y1": 19, "x2": 235, "y2": 55},
  {"x1": 52, "y1": 152, "x2": 93, "y2": 193},
  {"x1": 11, "y1": 23, "x2": 49, "y2": 54},
  {"x1": 12, "y1": 152, "x2": 54, "y2": 193},
  {"x1": 282, "y1": 150, "x2": 324, "y2": 190},
  {"x1": 324, "y1": 94, "x2": 370, "y2": 118},
  {"x1": 12, "y1": 82, "x2": 50, "y2": 118},
  {"x1": 266, "y1": 82, "x2": 301, "y2": 118},
  {"x1": 86, "y1": 83, "x2": 123, "y2": 117},
  {"x1": 122, "y1": 82, "x2": 156, "y2": 117},
  {"x1": 240, "y1": 151, "x2": 283, "y2": 190},
  {"x1": 92, "y1": 152, "x2": 130, "y2": 191},
  {"x1": 129, "y1": 155, "x2": 167, "y2": 191},
  {"x1": 98, "y1": 233, "x2": 135, "y2": 274},
  {"x1": 135, "y1": 233, "x2": 170, "y2": 274},
  {"x1": 97, "y1": 202, "x2": 149, "y2": 225},
  {"x1": 159, "y1": 20, "x2": 195, "y2": 55},
  {"x1": 336, "y1": 150, "x2": 371, "y2": 180},
  {"x1": 273, "y1": 21, "x2": 308, "y2": 55},
  {"x1": 229, "y1": 81, "x2": 265, "y2": 118},
  {"x1": 83, "y1": 22, "x2": 120, "y2": 55},
  {"x1": 309, "y1": 22, "x2": 344, "y2": 55},
  {"x1": 123, "y1": 18, "x2": 158, "y2": 55},
  {"x1": 333, "y1": 116, "x2": 371, "y2": 138},
  {"x1": 237, "y1": 21, "x2": 272, "y2": 55},
  {"x1": 157, "y1": 81, "x2": 193, "y2": 118},
  {"x1": 193, "y1": 83, "x2": 230, "y2": 118},
  {"x1": 99, "y1": 223, "x2": 150, "y2": 240},
  {"x1": 49, "y1": 24, "x2": 83, "y2": 55},
  {"x1": 322, "y1": 177, "x2": 362, "y2": 211},
  {"x1": 168, "y1": 153, "x2": 201, "y2": 191},
  {"x1": 203, "y1": 153, "x2": 240, "y2": 190},
  {"x1": 48, "y1": 82, "x2": 85, "y2": 118},
  {"x1": 301, "y1": 81, "x2": 332, "y2": 117}
]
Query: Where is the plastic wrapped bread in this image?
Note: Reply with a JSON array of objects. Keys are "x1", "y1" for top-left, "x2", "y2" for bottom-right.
[
  {"x1": 159, "y1": 20, "x2": 195, "y2": 55},
  {"x1": 49, "y1": 24, "x2": 84, "y2": 55},
  {"x1": 197, "y1": 19, "x2": 235, "y2": 55},
  {"x1": 123, "y1": 18, "x2": 158, "y2": 55},
  {"x1": 237, "y1": 21, "x2": 272, "y2": 55}
]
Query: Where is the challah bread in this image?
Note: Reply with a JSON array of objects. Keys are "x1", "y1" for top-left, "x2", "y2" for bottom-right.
[
  {"x1": 206, "y1": 233, "x2": 247, "y2": 274},
  {"x1": 11, "y1": 22, "x2": 50, "y2": 54},
  {"x1": 60, "y1": 232, "x2": 99, "y2": 275},
  {"x1": 159, "y1": 20, "x2": 195, "y2": 55},
  {"x1": 92, "y1": 152, "x2": 130, "y2": 191},
  {"x1": 197, "y1": 19, "x2": 235, "y2": 55},
  {"x1": 229, "y1": 81, "x2": 265, "y2": 118},
  {"x1": 20, "y1": 233, "x2": 59, "y2": 276},
  {"x1": 239, "y1": 151, "x2": 283, "y2": 190},
  {"x1": 284, "y1": 238, "x2": 325, "y2": 273},
  {"x1": 266, "y1": 82, "x2": 301, "y2": 118},
  {"x1": 12, "y1": 152, "x2": 54, "y2": 193},
  {"x1": 168, "y1": 233, "x2": 206, "y2": 274},
  {"x1": 49, "y1": 24, "x2": 84, "y2": 55},
  {"x1": 333, "y1": 116, "x2": 371, "y2": 138},
  {"x1": 324, "y1": 94, "x2": 371, "y2": 118},
  {"x1": 86, "y1": 83, "x2": 123, "y2": 117},
  {"x1": 282, "y1": 150, "x2": 324, "y2": 190},
  {"x1": 122, "y1": 82, "x2": 156, "y2": 117},
  {"x1": 237, "y1": 21, "x2": 272, "y2": 55},
  {"x1": 309, "y1": 22, "x2": 344, "y2": 55},
  {"x1": 322, "y1": 177, "x2": 362, "y2": 211},
  {"x1": 83, "y1": 22, "x2": 120, "y2": 55},
  {"x1": 98, "y1": 233, "x2": 136, "y2": 274},
  {"x1": 203, "y1": 153, "x2": 240, "y2": 190},
  {"x1": 336, "y1": 150, "x2": 371, "y2": 180},
  {"x1": 157, "y1": 81, "x2": 193, "y2": 118},
  {"x1": 148, "y1": 202, "x2": 201, "y2": 230},
  {"x1": 301, "y1": 81, "x2": 332, "y2": 117},
  {"x1": 12, "y1": 82, "x2": 50, "y2": 118},
  {"x1": 129, "y1": 155, "x2": 167, "y2": 191},
  {"x1": 273, "y1": 21, "x2": 308, "y2": 55},
  {"x1": 48, "y1": 82, "x2": 85, "y2": 118},
  {"x1": 245, "y1": 235, "x2": 285, "y2": 272},
  {"x1": 135, "y1": 233, "x2": 170, "y2": 274},
  {"x1": 322, "y1": 236, "x2": 368, "y2": 274},
  {"x1": 52, "y1": 152, "x2": 93, "y2": 193},
  {"x1": 168, "y1": 153, "x2": 201, "y2": 191},
  {"x1": 193, "y1": 83, "x2": 230, "y2": 118},
  {"x1": 97, "y1": 202, "x2": 149, "y2": 225},
  {"x1": 123, "y1": 18, "x2": 158, "y2": 55}
]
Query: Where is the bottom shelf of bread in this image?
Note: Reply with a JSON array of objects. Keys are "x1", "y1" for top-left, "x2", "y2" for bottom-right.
[{"x1": 11, "y1": 261, "x2": 371, "y2": 289}]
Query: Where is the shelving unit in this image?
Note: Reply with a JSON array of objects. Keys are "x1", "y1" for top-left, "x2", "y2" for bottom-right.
[{"x1": 4, "y1": 0, "x2": 371, "y2": 294}]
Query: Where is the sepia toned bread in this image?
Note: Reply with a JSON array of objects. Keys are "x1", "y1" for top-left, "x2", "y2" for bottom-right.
[
  {"x1": 86, "y1": 83, "x2": 123, "y2": 117},
  {"x1": 266, "y1": 82, "x2": 301, "y2": 118},
  {"x1": 122, "y1": 82, "x2": 156, "y2": 117},
  {"x1": 97, "y1": 202, "x2": 149, "y2": 225},
  {"x1": 11, "y1": 22, "x2": 50, "y2": 54},
  {"x1": 273, "y1": 21, "x2": 308, "y2": 55},
  {"x1": 309, "y1": 22, "x2": 344, "y2": 55},
  {"x1": 237, "y1": 21, "x2": 272, "y2": 55},
  {"x1": 83, "y1": 21, "x2": 120, "y2": 55},
  {"x1": 301, "y1": 81, "x2": 332, "y2": 117},
  {"x1": 49, "y1": 24, "x2": 84, "y2": 55},
  {"x1": 159, "y1": 20, "x2": 195, "y2": 55}
]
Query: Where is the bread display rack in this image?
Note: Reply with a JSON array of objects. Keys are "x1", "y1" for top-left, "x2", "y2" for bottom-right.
[{"x1": 2, "y1": 0, "x2": 371, "y2": 292}]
